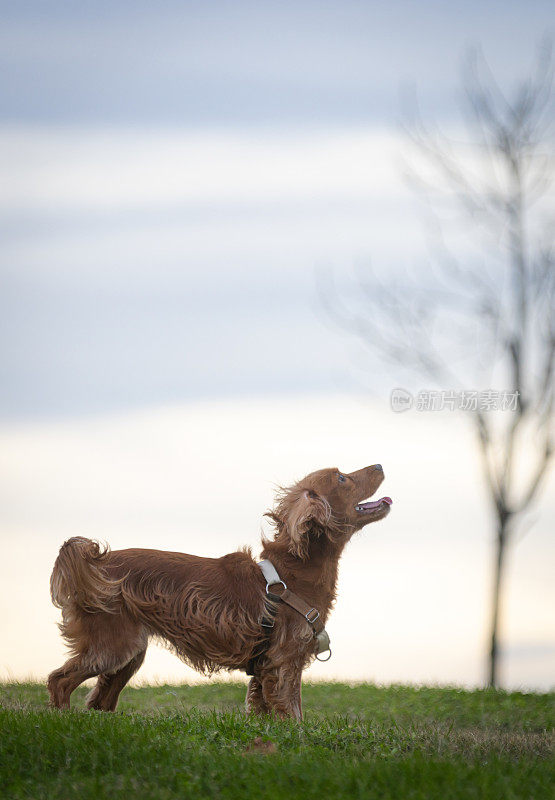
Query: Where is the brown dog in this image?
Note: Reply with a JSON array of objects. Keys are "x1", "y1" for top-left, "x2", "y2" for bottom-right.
[{"x1": 48, "y1": 465, "x2": 391, "y2": 718}]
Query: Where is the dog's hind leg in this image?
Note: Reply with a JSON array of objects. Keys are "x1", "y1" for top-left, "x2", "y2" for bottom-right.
[
  {"x1": 47, "y1": 657, "x2": 99, "y2": 709},
  {"x1": 86, "y1": 649, "x2": 147, "y2": 711}
]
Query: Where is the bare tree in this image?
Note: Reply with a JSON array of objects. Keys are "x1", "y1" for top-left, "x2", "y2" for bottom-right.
[{"x1": 321, "y1": 44, "x2": 554, "y2": 688}]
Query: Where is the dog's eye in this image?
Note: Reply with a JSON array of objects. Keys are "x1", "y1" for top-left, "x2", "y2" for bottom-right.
[{"x1": 338, "y1": 474, "x2": 347, "y2": 483}]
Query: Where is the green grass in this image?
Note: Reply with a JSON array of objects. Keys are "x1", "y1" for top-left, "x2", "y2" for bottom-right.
[{"x1": 1, "y1": 682, "x2": 553, "y2": 799}]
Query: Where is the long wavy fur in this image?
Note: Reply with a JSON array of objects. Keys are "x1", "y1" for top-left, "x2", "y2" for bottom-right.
[
  {"x1": 50, "y1": 537, "x2": 122, "y2": 614},
  {"x1": 47, "y1": 465, "x2": 385, "y2": 717},
  {"x1": 265, "y1": 483, "x2": 349, "y2": 559},
  {"x1": 119, "y1": 561, "x2": 267, "y2": 675}
]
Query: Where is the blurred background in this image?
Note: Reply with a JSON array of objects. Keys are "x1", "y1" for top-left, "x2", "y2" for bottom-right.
[{"x1": 1, "y1": 0, "x2": 553, "y2": 690}]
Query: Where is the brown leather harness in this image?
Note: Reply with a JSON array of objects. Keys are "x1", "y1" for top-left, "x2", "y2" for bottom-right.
[{"x1": 246, "y1": 559, "x2": 332, "y2": 677}]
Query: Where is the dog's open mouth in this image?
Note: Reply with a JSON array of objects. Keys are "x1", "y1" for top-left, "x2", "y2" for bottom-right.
[{"x1": 355, "y1": 497, "x2": 393, "y2": 513}]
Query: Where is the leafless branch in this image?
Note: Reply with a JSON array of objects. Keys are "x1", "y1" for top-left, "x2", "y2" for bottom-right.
[{"x1": 321, "y1": 42, "x2": 555, "y2": 687}]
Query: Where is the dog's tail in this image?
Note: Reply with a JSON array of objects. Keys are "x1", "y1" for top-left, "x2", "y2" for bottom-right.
[{"x1": 50, "y1": 537, "x2": 121, "y2": 614}]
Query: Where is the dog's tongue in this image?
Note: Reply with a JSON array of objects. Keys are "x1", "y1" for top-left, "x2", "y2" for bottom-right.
[{"x1": 358, "y1": 496, "x2": 392, "y2": 511}]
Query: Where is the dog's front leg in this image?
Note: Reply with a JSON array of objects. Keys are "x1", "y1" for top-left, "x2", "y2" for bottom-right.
[
  {"x1": 260, "y1": 666, "x2": 303, "y2": 720},
  {"x1": 245, "y1": 677, "x2": 270, "y2": 716}
]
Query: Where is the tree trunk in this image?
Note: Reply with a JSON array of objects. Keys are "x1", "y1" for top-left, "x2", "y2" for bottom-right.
[{"x1": 488, "y1": 518, "x2": 509, "y2": 688}]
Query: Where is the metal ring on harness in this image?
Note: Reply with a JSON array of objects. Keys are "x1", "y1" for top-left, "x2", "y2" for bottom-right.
[
  {"x1": 265, "y1": 579, "x2": 286, "y2": 597},
  {"x1": 314, "y1": 629, "x2": 332, "y2": 661},
  {"x1": 316, "y1": 647, "x2": 332, "y2": 662}
]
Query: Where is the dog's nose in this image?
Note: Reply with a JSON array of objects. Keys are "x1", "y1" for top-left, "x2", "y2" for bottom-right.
[{"x1": 373, "y1": 464, "x2": 383, "y2": 471}]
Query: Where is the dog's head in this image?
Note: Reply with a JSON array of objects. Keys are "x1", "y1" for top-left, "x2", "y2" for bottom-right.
[{"x1": 267, "y1": 465, "x2": 392, "y2": 559}]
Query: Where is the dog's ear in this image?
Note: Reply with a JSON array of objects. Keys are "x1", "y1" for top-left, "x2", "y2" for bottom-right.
[{"x1": 282, "y1": 488, "x2": 330, "y2": 559}]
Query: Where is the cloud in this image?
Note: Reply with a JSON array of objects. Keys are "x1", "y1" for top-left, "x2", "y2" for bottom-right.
[
  {"x1": 0, "y1": 125, "x2": 419, "y2": 416},
  {"x1": 1, "y1": 126, "x2": 406, "y2": 212},
  {"x1": 0, "y1": 1, "x2": 548, "y2": 124}
]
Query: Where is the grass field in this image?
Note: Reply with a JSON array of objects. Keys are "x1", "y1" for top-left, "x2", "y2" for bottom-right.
[{"x1": 1, "y1": 681, "x2": 553, "y2": 799}]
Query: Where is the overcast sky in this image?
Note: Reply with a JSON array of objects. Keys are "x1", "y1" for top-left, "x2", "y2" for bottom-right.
[
  {"x1": 1, "y1": 0, "x2": 553, "y2": 418},
  {"x1": 2, "y1": 0, "x2": 551, "y2": 126},
  {"x1": 1, "y1": 2, "x2": 554, "y2": 691}
]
